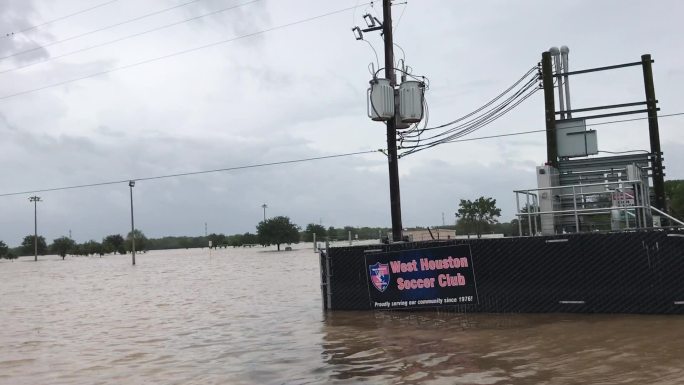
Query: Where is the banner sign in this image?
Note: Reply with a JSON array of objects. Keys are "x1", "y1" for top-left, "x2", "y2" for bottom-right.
[{"x1": 365, "y1": 245, "x2": 478, "y2": 310}]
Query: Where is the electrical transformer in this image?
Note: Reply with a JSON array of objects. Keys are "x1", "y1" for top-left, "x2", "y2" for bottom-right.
[
  {"x1": 367, "y1": 78, "x2": 394, "y2": 121},
  {"x1": 398, "y1": 81, "x2": 424, "y2": 123}
]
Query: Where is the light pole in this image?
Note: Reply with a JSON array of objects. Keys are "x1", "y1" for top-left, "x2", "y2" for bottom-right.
[
  {"x1": 29, "y1": 196, "x2": 41, "y2": 261},
  {"x1": 129, "y1": 180, "x2": 136, "y2": 266},
  {"x1": 261, "y1": 203, "x2": 267, "y2": 221}
]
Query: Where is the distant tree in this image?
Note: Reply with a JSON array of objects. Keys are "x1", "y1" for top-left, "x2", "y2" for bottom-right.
[
  {"x1": 82, "y1": 240, "x2": 104, "y2": 256},
  {"x1": 228, "y1": 232, "x2": 259, "y2": 247},
  {"x1": 665, "y1": 180, "x2": 684, "y2": 221},
  {"x1": 491, "y1": 221, "x2": 517, "y2": 237},
  {"x1": 21, "y1": 235, "x2": 47, "y2": 256},
  {"x1": 340, "y1": 226, "x2": 356, "y2": 239},
  {"x1": 455, "y1": 197, "x2": 502, "y2": 238},
  {"x1": 71, "y1": 244, "x2": 84, "y2": 256},
  {"x1": 257, "y1": 216, "x2": 300, "y2": 251},
  {"x1": 455, "y1": 218, "x2": 491, "y2": 236},
  {"x1": 303, "y1": 224, "x2": 326, "y2": 242},
  {"x1": 207, "y1": 233, "x2": 226, "y2": 249},
  {"x1": 327, "y1": 226, "x2": 339, "y2": 240},
  {"x1": 242, "y1": 232, "x2": 258, "y2": 245},
  {"x1": 51, "y1": 237, "x2": 76, "y2": 260},
  {"x1": 126, "y1": 229, "x2": 148, "y2": 253},
  {"x1": 356, "y1": 227, "x2": 388, "y2": 240},
  {"x1": 516, "y1": 205, "x2": 542, "y2": 236},
  {"x1": 103, "y1": 234, "x2": 126, "y2": 255},
  {"x1": 0, "y1": 240, "x2": 8, "y2": 258}
]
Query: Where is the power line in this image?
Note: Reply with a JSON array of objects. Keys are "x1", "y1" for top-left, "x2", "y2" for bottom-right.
[
  {"x1": 0, "y1": 0, "x2": 262, "y2": 75},
  {"x1": 0, "y1": 3, "x2": 369, "y2": 102},
  {"x1": 406, "y1": 111, "x2": 684, "y2": 148},
  {"x1": 2, "y1": 0, "x2": 119, "y2": 38},
  {"x1": 393, "y1": 1, "x2": 408, "y2": 33},
  {"x1": 423, "y1": 67, "x2": 538, "y2": 131},
  {"x1": 2, "y1": 113, "x2": 682, "y2": 197},
  {"x1": 0, "y1": 0, "x2": 204, "y2": 61},
  {"x1": 399, "y1": 67, "x2": 541, "y2": 157},
  {"x1": 0, "y1": 150, "x2": 381, "y2": 198}
]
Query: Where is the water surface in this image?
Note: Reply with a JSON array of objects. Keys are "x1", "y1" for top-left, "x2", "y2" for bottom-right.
[{"x1": 1, "y1": 246, "x2": 683, "y2": 384}]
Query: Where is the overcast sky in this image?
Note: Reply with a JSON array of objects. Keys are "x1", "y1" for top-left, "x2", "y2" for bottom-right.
[{"x1": 0, "y1": 0, "x2": 683, "y2": 246}]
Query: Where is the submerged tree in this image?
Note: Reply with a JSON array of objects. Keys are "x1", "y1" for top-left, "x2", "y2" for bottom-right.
[
  {"x1": 82, "y1": 240, "x2": 104, "y2": 256},
  {"x1": 21, "y1": 235, "x2": 47, "y2": 256},
  {"x1": 0, "y1": 240, "x2": 9, "y2": 260},
  {"x1": 103, "y1": 234, "x2": 126, "y2": 255},
  {"x1": 0, "y1": 240, "x2": 7, "y2": 256},
  {"x1": 51, "y1": 237, "x2": 76, "y2": 260},
  {"x1": 207, "y1": 233, "x2": 227, "y2": 249},
  {"x1": 257, "y1": 216, "x2": 300, "y2": 251},
  {"x1": 126, "y1": 229, "x2": 148, "y2": 253}
]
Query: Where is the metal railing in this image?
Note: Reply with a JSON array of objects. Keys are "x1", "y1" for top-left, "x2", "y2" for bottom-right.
[
  {"x1": 514, "y1": 179, "x2": 649, "y2": 236},
  {"x1": 651, "y1": 206, "x2": 684, "y2": 226}
]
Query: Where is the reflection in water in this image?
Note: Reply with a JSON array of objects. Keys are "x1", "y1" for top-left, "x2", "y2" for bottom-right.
[
  {"x1": 1, "y1": 247, "x2": 684, "y2": 384},
  {"x1": 322, "y1": 311, "x2": 684, "y2": 384}
]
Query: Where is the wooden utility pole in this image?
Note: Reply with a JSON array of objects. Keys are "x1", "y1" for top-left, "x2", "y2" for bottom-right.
[
  {"x1": 641, "y1": 54, "x2": 666, "y2": 212},
  {"x1": 382, "y1": 0, "x2": 403, "y2": 242}
]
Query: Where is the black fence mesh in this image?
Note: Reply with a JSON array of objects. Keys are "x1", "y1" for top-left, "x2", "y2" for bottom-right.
[{"x1": 321, "y1": 230, "x2": 684, "y2": 314}]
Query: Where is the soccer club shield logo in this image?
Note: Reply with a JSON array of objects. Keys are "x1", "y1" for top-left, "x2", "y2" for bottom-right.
[{"x1": 369, "y1": 262, "x2": 390, "y2": 292}]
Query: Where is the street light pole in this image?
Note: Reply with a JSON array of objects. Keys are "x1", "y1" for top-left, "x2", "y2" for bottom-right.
[
  {"x1": 129, "y1": 180, "x2": 136, "y2": 266},
  {"x1": 29, "y1": 196, "x2": 41, "y2": 261}
]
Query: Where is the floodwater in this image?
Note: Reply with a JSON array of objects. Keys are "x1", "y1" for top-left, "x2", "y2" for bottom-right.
[{"x1": 1, "y1": 245, "x2": 684, "y2": 385}]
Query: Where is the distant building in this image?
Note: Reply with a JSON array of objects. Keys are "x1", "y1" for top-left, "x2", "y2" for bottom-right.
[
  {"x1": 405, "y1": 229, "x2": 505, "y2": 241},
  {"x1": 404, "y1": 228, "x2": 455, "y2": 241}
]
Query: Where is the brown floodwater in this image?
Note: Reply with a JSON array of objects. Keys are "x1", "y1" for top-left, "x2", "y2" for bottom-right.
[{"x1": 1, "y1": 245, "x2": 683, "y2": 384}]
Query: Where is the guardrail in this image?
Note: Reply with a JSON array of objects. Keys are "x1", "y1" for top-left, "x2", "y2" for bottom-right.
[
  {"x1": 651, "y1": 206, "x2": 684, "y2": 226},
  {"x1": 514, "y1": 179, "x2": 650, "y2": 236}
]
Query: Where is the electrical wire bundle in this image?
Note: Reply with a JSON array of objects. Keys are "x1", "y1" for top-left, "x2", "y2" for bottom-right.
[{"x1": 398, "y1": 65, "x2": 541, "y2": 158}]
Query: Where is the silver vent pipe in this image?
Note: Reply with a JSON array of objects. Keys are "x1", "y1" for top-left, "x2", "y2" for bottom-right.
[
  {"x1": 560, "y1": 46, "x2": 572, "y2": 118},
  {"x1": 549, "y1": 47, "x2": 565, "y2": 119}
]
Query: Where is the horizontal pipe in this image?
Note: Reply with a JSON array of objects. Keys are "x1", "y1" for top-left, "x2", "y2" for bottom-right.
[
  {"x1": 555, "y1": 101, "x2": 649, "y2": 115},
  {"x1": 573, "y1": 109, "x2": 654, "y2": 121},
  {"x1": 514, "y1": 179, "x2": 642, "y2": 193},
  {"x1": 559, "y1": 153, "x2": 651, "y2": 164},
  {"x1": 515, "y1": 205, "x2": 648, "y2": 216},
  {"x1": 552, "y1": 60, "x2": 647, "y2": 77}
]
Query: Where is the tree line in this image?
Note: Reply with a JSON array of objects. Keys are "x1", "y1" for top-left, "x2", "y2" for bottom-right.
[
  {"x1": 5, "y1": 183, "x2": 680, "y2": 260},
  {"x1": 666, "y1": 180, "x2": 684, "y2": 220},
  {"x1": 0, "y1": 216, "x2": 391, "y2": 260},
  {"x1": 1, "y1": 231, "x2": 146, "y2": 260}
]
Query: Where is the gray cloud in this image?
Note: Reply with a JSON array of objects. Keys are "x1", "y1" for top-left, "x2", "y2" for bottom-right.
[
  {"x1": 0, "y1": 0, "x2": 683, "y2": 247},
  {"x1": 0, "y1": 0, "x2": 51, "y2": 64}
]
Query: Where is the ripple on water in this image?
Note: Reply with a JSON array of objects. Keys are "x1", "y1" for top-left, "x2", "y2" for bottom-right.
[{"x1": 2, "y1": 248, "x2": 684, "y2": 385}]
